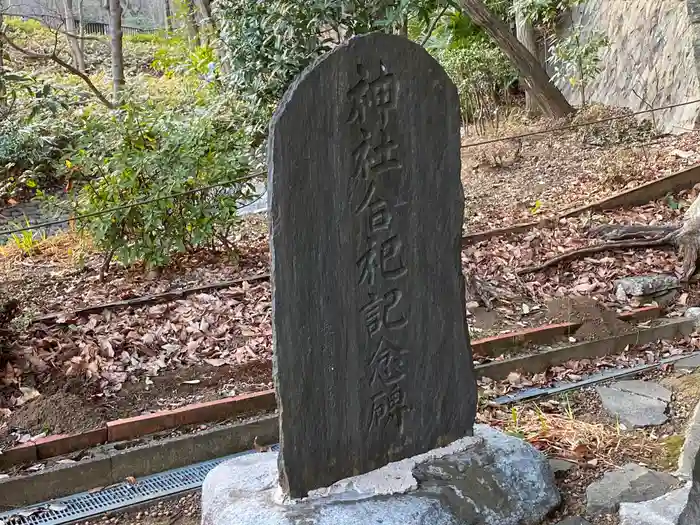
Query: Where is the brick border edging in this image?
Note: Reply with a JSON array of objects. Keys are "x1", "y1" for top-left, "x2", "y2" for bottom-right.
[
  {"x1": 0, "y1": 391, "x2": 277, "y2": 470},
  {"x1": 475, "y1": 317, "x2": 696, "y2": 381},
  {"x1": 471, "y1": 305, "x2": 660, "y2": 356},
  {"x1": 0, "y1": 305, "x2": 664, "y2": 471},
  {"x1": 0, "y1": 414, "x2": 279, "y2": 509}
]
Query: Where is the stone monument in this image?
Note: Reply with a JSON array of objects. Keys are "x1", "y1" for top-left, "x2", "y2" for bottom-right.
[
  {"x1": 201, "y1": 32, "x2": 560, "y2": 525},
  {"x1": 267, "y1": 30, "x2": 477, "y2": 498}
]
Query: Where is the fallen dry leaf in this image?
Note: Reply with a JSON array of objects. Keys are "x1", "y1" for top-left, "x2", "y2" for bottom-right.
[{"x1": 16, "y1": 387, "x2": 41, "y2": 407}]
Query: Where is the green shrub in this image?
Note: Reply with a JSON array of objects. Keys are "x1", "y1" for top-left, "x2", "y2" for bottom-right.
[
  {"x1": 433, "y1": 42, "x2": 517, "y2": 123},
  {"x1": 66, "y1": 98, "x2": 258, "y2": 270}
]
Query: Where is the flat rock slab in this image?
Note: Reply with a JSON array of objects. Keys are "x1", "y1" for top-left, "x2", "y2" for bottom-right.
[
  {"x1": 611, "y1": 380, "x2": 672, "y2": 402},
  {"x1": 615, "y1": 275, "x2": 679, "y2": 297},
  {"x1": 674, "y1": 354, "x2": 700, "y2": 372},
  {"x1": 549, "y1": 458, "x2": 578, "y2": 476},
  {"x1": 201, "y1": 425, "x2": 559, "y2": 525},
  {"x1": 596, "y1": 381, "x2": 671, "y2": 428},
  {"x1": 586, "y1": 463, "x2": 679, "y2": 515},
  {"x1": 619, "y1": 483, "x2": 691, "y2": 525}
]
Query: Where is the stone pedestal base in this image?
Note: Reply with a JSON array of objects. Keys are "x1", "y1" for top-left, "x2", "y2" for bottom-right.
[
  {"x1": 619, "y1": 483, "x2": 691, "y2": 525},
  {"x1": 201, "y1": 425, "x2": 560, "y2": 525}
]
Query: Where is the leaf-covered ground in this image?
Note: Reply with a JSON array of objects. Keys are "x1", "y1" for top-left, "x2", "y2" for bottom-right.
[{"x1": 3, "y1": 108, "x2": 700, "y2": 457}]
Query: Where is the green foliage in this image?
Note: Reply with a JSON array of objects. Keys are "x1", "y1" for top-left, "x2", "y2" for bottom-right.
[
  {"x1": 433, "y1": 42, "x2": 516, "y2": 122},
  {"x1": 66, "y1": 99, "x2": 257, "y2": 269},
  {"x1": 216, "y1": 0, "x2": 334, "y2": 138},
  {"x1": 548, "y1": 29, "x2": 609, "y2": 105},
  {"x1": 418, "y1": 2, "x2": 513, "y2": 50},
  {"x1": 152, "y1": 42, "x2": 217, "y2": 79},
  {"x1": 215, "y1": 0, "x2": 452, "y2": 145},
  {"x1": 515, "y1": 0, "x2": 582, "y2": 30},
  {"x1": 8, "y1": 218, "x2": 44, "y2": 256}
]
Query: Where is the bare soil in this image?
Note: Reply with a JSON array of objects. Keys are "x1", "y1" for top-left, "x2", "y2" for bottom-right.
[{"x1": 1, "y1": 359, "x2": 272, "y2": 450}]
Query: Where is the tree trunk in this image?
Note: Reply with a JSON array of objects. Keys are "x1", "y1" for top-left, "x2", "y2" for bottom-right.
[
  {"x1": 78, "y1": 0, "x2": 85, "y2": 55},
  {"x1": 62, "y1": 0, "x2": 86, "y2": 72},
  {"x1": 184, "y1": 0, "x2": 201, "y2": 48},
  {"x1": 676, "y1": 194, "x2": 700, "y2": 281},
  {"x1": 197, "y1": 0, "x2": 230, "y2": 74},
  {"x1": 198, "y1": 0, "x2": 213, "y2": 23},
  {"x1": 164, "y1": 0, "x2": 172, "y2": 31},
  {"x1": 514, "y1": 4, "x2": 539, "y2": 115},
  {"x1": 108, "y1": 0, "x2": 124, "y2": 104},
  {"x1": 458, "y1": 0, "x2": 573, "y2": 118}
]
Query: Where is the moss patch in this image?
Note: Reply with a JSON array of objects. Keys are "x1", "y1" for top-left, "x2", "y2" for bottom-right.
[{"x1": 658, "y1": 434, "x2": 685, "y2": 471}]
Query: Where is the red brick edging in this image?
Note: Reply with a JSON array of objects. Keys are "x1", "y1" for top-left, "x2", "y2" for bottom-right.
[
  {"x1": 471, "y1": 305, "x2": 660, "y2": 357},
  {"x1": 0, "y1": 306, "x2": 662, "y2": 469},
  {"x1": 0, "y1": 391, "x2": 276, "y2": 470}
]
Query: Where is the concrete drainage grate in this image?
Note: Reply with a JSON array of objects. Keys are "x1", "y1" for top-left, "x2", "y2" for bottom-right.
[{"x1": 0, "y1": 445, "x2": 279, "y2": 525}]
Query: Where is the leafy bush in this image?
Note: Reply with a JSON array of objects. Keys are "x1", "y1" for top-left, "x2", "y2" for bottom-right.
[
  {"x1": 516, "y1": 0, "x2": 582, "y2": 29},
  {"x1": 215, "y1": 0, "x2": 432, "y2": 145},
  {"x1": 65, "y1": 98, "x2": 258, "y2": 270},
  {"x1": 433, "y1": 42, "x2": 517, "y2": 123},
  {"x1": 152, "y1": 42, "x2": 217, "y2": 79},
  {"x1": 548, "y1": 29, "x2": 609, "y2": 105},
  {"x1": 0, "y1": 72, "x2": 75, "y2": 200}
]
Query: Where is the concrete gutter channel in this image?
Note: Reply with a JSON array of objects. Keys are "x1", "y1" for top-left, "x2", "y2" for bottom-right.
[{"x1": 0, "y1": 306, "x2": 691, "y2": 511}]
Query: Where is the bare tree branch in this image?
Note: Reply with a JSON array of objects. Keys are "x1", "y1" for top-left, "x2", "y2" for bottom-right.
[
  {"x1": 421, "y1": 3, "x2": 450, "y2": 46},
  {"x1": 0, "y1": 32, "x2": 115, "y2": 108}
]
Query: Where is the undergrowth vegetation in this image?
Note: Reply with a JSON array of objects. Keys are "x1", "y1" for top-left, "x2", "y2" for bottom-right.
[{"x1": 0, "y1": 0, "x2": 607, "y2": 272}]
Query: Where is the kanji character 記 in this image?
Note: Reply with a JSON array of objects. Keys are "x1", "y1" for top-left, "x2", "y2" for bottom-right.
[
  {"x1": 360, "y1": 289, "x2": 408, "y2": 337},
  {"x1": 368, "y1": 337, "x2": 408, "y2": 387}
]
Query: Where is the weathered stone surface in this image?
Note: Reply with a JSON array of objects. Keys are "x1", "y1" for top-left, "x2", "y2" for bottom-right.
[
  {"x1": 674, "y1": 354, "x2": 700, "y2": 372},
  {"x1": 268, "y1": 32, "x2": 476, "y2": 497},
  {"x1": 200, "y1": 425, "x2": 560, "y2": 525},
  {"x1": 555, "y1": 518, "x2": 591, "y2": 525},
  {"x1": 550, "y1": 458, "x2": 578, "y2": 476},
  {"x1": 684, "y1": 307, "x2": 700, "y2": 327},
  {"x1": 596, "y1": 386, "x2": 669, "y2": 428},
  {"x1": 680, "y1": 401, "x2": 700, "y2": 480},
  {"x1": 619, "y1": 484, "x2": 691, "y2": 525},
  {"x1": 586, "y1": 463, "x2": 679, "y2": 515},
  {"x1": 555, "y1": 1, "x2": 700, "y2": 134},
  {"x1": 614, "y1": 275, "x2": 679, "y2": 298},
  {"x1": 679, "y1": 433, "x2": 700, "y2": 525},
  {"x1": 610, "y1": 380, "x2": 672, "y2": 403},
  {"x1": 412, "y1": 425, "x2": 560, "y2": 525}
]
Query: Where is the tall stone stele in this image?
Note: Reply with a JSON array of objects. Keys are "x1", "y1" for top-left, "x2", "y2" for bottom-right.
[{"x1": 268, "y1": 32, "x2": 478, "y2": 498}]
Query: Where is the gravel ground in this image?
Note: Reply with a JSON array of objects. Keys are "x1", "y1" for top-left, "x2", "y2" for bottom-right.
[{"x1": 76, "y1": 492, "x2": 201, "y2": 525}]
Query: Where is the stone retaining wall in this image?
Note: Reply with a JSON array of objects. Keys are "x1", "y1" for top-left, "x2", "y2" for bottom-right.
[{"x1": 555, "y1": 0, "x2": 700, "y2": 133}]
